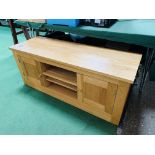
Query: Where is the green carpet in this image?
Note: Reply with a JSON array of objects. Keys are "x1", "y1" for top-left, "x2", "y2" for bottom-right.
[{"x1": 0, "y1": 26, "x2": 117, "y2": 134}]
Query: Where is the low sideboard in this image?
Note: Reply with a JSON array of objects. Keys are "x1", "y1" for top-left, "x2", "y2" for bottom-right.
[{"x1": 10, "y1": 37, "x2": 142, "y2": 125}]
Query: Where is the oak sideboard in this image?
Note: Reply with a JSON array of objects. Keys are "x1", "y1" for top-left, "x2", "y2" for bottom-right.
[{"x1": 10, "y1": 37, "x2": 142, "y2": 125}]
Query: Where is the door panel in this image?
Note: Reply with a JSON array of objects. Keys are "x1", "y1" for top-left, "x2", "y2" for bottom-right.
[
  {"x1": 17, "y1": 55, "x2": 40, "y2": 85},
  {"x1": 84, "y1": 82, "x2": 107, "y2": 106},
  {"x1": 83, "y1": 76, "x2": 118, "y2": 114}
]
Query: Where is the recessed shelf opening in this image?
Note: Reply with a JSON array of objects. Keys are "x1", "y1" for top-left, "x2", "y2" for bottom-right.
[{"x1": 40, "y1": 63, "x2": 77, "y2": 99}]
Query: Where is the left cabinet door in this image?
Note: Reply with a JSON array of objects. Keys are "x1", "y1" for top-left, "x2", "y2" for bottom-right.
[{"x1": 15, "y1": 54, "x2": 41, "y2": 86}]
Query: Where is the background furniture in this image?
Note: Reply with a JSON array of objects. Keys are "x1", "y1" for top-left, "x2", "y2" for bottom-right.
[
  {"x1": 12, "y1": 19, "x2": 155, "y2": 91},
  {"x1": 14, "y1": 19, "x2": 155, "y2": 48},
  {"x1": 8, "y1": 19, "x2": 30, "y2": 44},
  {"x1": 9, "y1": 19, "x2": 45, "y2": 44}
]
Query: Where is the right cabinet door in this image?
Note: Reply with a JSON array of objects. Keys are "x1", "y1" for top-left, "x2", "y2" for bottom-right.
[{"x1": 83, "y1": 76, "x2": 118, "y2": 114}]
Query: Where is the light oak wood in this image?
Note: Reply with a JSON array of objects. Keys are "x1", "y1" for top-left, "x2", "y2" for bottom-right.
[
  {"x1": 77, "y1": 74, "x2": 83, "y2": 102},
  {"x1": 83, "y1": 76, "x2": 108, "y2": 88},
  {"x1": 10, "y1": 37, "x2": 142, "y2": 125},
  {"x1": 46, "y1": 77, "x2": 77, "y2": 92},
  {"x1": 83, "y1": 76, "x2": 117, "y2": 115},
  {"x1": 105, "y1": 83, "x2": 118, "y2": 114},
  {"x1": 10, "y1": 37, "x2": 142, "y2": 83},
  {"x1": 43, "y1": 66, "x2": 77, "y2": 86},
  {"x1": 111, "y1": 81, "x2": 131, "y2": 124},
  {"x1": 48, "y1": 83, "x2": 77, "y2": 99},
  {"x1": 11, "y1": 49, "x2": 121, "y2": 84}
]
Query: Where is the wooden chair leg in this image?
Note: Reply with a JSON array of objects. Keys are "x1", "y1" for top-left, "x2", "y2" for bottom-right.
[
  {"x1": 8, "y1": 19, "x2": 18, "y2": 44},
  {"x1": 9, "y1": 19, "x2": 31, "y2": 44},
  {"x1": 21, "y1": 26, "x2": 30, "y2": 40},
  {"x1": 36, "y1": 29, "x2": 39, "y2": 36}
]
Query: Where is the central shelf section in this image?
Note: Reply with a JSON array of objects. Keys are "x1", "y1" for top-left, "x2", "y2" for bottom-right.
[
  {"x1": 48, "y1": 83, "x2": 77, "y2": 99},
  {"x1": 42, "y1": 64, "x2": 77, "y2": 99},
  {"x1": 43, "y1": 66, "x2": 77, "y2": 86},
  {"x1": 46, "y1": 77, "x2": 77, "y2": 91}
]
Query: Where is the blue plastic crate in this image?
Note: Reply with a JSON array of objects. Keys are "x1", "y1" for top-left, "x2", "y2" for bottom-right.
[{"x1": 46, "y1": 19, "x2": 80, "y2": 27}]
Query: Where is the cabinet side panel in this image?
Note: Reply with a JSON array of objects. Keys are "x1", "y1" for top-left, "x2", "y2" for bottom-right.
[
  {"x1": 12, "y1": 51, "x2": 27, "y2": 83},
  {"x1": 105, "y1": 83, "x2": 118, "y2": 114},
  {"x1": 111, "y1": 81, "x2": 131, "y2": 125}
]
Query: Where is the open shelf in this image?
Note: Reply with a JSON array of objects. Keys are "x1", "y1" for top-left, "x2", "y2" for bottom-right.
[
  {"x1": 46, "y1": 77, "x2": 77, "y2": 92},
  {"x1": 43, "y1": 66, "x2": 77, "y2": 86},
  {"x1": 48, "y1": 83, "x2": 77, "y2": 99},
  {"x1": 40, "y1": 64, "x2": 78, "y2": 99}
]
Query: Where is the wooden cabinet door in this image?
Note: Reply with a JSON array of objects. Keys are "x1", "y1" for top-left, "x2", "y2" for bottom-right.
[
  {"x1": 16, "y1": 55, "x2": 41, "y2": 85},
  {"x1": 83, "y1": 76, "x2": 118, "y2": 114}
]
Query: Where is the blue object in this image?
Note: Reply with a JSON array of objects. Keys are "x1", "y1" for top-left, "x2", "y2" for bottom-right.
[{"x1": 46, "y1": 19, "x2": 80, "y2": 27}]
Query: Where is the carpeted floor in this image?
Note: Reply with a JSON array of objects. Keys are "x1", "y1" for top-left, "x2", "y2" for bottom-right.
[{"x1": 0, "y1": 26, "x2": 117, "y2": 135}]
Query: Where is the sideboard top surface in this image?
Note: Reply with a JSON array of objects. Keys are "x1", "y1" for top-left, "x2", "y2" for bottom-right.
[{"x1": 10, "y1": 37, "x2": 142, "y2": 83}]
